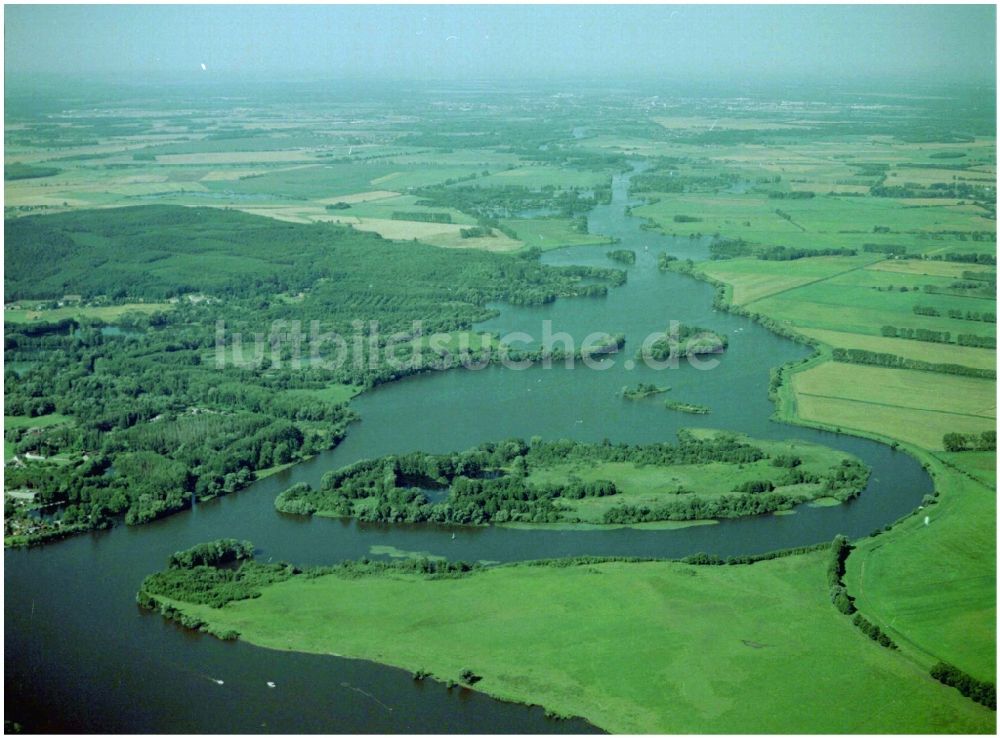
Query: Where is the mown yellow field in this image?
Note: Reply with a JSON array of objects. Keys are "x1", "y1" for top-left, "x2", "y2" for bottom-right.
[
  {"x1": 315, "y1": 189, "x2": 399, "y2": 204},
  {"x1": 200, "y1": 164, "x2": 318, "y2": 181},
  {"x1": 5, "y1": 302, "x2": 172, "y2": 324},
  {"x1": 653, "y1": 116, "x2": 808, "y2": 130},
  {"x1": 155, "y1": 151, "x2": 318, "y2": 165},
  {"x1": 317, "y1": 215, "x2": 523, "y2": 251}
]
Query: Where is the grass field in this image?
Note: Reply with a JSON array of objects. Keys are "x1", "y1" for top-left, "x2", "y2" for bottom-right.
[
  {"x1": 697, "y1": 255, "x2": 876, "y2": 305},
  {"x1": 523, "y1": 432, "x2": 863, "y2": 521},
  {"x1": 867, "y1": 259, "x2": 997, "y2": 279},
  {"x1": 471, "y1": 164, "x2": 611, "y2": 189},
  {"x1": 4, "y1": 413, "x2": 74, "y2": 430},
  {"x1": 278, "y1": 383, "x2": 361, "y2": 406},
  {"x1": 152, "y1": 551, "x2": 994, "y2": 733},
  {"x1": 499, "y1": 217, "x2": 615, "y2": 250},
  {"x1": 4, "y1": 413, "x2": 74, "y2": 460},
  {"x1": 318, "y1": 215, "x2": 524, "y2": 252},
  {"x1": 846, "y1": 451, "x2": 996, "y2": 683},
  {"x1": 4, "y1": 302, "x2": 172, "y2": 324}
]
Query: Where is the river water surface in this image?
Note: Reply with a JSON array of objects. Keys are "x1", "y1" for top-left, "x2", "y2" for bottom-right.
[{"x1": 4, "y1": 166, "x2": 931, "y2": 732}]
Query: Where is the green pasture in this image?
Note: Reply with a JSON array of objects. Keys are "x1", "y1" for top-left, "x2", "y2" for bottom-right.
[{"x1": 154, "y1": 551, "x2": 994, "y2": 733}]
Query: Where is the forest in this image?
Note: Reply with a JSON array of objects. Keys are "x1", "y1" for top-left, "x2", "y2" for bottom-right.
[{"x1": 3, "y1": 206, "x2": 624, "y2": 543}]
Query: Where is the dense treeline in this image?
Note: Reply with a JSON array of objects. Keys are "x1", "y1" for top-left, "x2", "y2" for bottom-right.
[
  {"x1": 662, "y1": 400, "x2": 711, "y2": 415},
  {"x1": 880, "y1": 325, "x2": 952, "y2": 344},
  {"x1": 823, "y1": 535, "x2": 899, "y2": 650},
  {"x1": 851, "y1": 613, "x2": 898, "y2": 650},
  {"x1": 460, "y1": 226, "x2": 494, "y2": 238},
  {"x1": 622, "y1": 382, "x2": 669, "y2": 400},
  {"x1": 767, "y1": 190, "x2": 815, "y2": 199},
  {"x1": 942, "y1": 431, "x2": 996, "y2": 452},
  {"x1": 600, "y1": 492, "x2": 797, "y2": 522},
  {"x1": 709, "y1": 238, "x2": 753, "y2": 260},
  {"x1": 603, "y1": 458, "x2": 866, "y2": 523},
  {"x1": 931, "y1": 251, "x2": 996, "y2": 265},
  {"x1": 606, "y1": 249, "x2": 636, "y2": 265},
  {"x1": 5, "y1": 206, "x2": 621, "y2": 305},
  {"x1": 881, "y1": 324, "x2": 996, "y2": 349},
  {"x1": 871, "y1": 182, "x2": 995, "y2": 200},
  {"x1": 944, "y1": 308, "x2": 996, "y2": 323},
  {"x1": 707, "y1": 237, "x2": 852, "y2": 262},
  {"x1": 956, "y1": 334, "x2": 997, "y2": 348},
  {"x1": 863, "y1": 243, "x2": 908, "y2": 255},
  {"x1": 139, "y1": 559, "x2": 297, "y2": 617},
  {"x1": 275, "y1": 433, "x2": 869, "y2": 526},
  {"x1": 629, "y1": 171, "x2": 739, "y2": 194},
  {"x1": 831, "y1": 348, "x2": 996, "y2": 379},
  {"x1": 756, "y1": 246, "x2": 856, "y2": 261},
  {"x1": 930, "y1": 663, "x2": 997, "y2": 710},
  {"x1": 391, "y1": 211, "x2": 452, "y2": 223},
  {"x1": 658, "y1": 252, "x2": 677, "y2": 271},
  {"x1": 827, "y1": 535, "x2": 856, "y2": 615}
]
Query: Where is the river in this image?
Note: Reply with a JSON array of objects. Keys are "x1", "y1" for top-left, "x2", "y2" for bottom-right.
[{"x1": 4, "y1": 164, "x2": 931, "y2": 733}]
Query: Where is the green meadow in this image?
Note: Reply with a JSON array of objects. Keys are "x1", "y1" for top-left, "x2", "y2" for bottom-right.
[
  {"x1": 148, "y1": 551, "x2": 995, "y2": 734},
  {"x1": 4, "y1": 302, "x2": 172, "y2": 324},
  {"x1": 4, "y1": 413, "x2": 74, "y2": 460},
  {"x1": 846, "y1": 451, "x2": 996, "y2": 683},
  {"x1": 501, "y1": 217, "x2": 615, "y2": 250}
]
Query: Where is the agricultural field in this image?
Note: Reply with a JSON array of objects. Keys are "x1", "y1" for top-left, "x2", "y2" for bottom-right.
[
  {"x1": 791, "y1": 363, "x2": 994, "y2": 450},
  {"x1": 4, "y1": 112, "x2": 620, "y2": 254},
  {"x1": 697, "y1": 254, "x2": 879, "y2": 306},
  {"x1": 638, "y1": 192, "x2": 994, "y2": 252}
]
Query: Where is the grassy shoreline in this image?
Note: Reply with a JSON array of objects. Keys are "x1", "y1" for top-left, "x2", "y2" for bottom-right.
[{"x1": 141, "y1": 550, "x2": 994, "y2": 733}]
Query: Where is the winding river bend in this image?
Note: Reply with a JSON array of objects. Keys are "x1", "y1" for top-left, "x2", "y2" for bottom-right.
[{"x1": 5, "y1": 166, "x2": 931, "y2": 733}]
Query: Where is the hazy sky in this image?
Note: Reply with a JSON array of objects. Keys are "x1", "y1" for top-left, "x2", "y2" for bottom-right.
[{"x1": 5, "y1": 4, "x2": 996, "y2": 84}]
